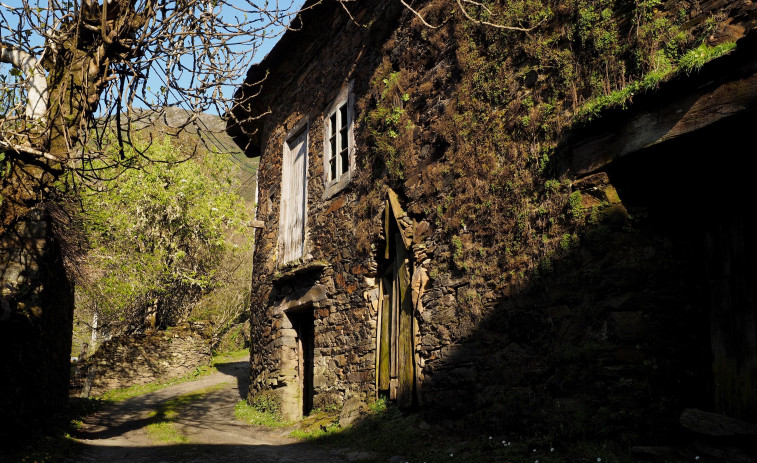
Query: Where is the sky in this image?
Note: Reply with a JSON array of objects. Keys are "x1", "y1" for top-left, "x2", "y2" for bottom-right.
[{"x1": 0, "y1": 0, "x2": 306, "y2": 116}]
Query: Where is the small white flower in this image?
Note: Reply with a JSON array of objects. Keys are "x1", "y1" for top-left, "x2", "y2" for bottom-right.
[
  {"x1": 533, "y1": 449, "x2": 537, "y2": 453},
  {"x1": 550, "y1": 448, "x2": 555, "y2": 452},
  {"x1": 695, "y1": 457, "x2": 700, "y2": 461},
  {"x1": 502, "y1": 441, "x2": 506, "y2": 445},
  {"x1": 450, "y1": 453, "x2": 454, "y2": 457},
  {"x1": 489, "y1": 436, "x2": 493, "y2": 440},
  {"x1": 597, "y1": 459, "x2": 602, "y2": 462}
]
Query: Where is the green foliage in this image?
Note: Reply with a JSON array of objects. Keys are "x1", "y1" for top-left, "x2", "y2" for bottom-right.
[
  {"x1": 365, "y1": 64, "x2": 413, "y2": 182},
  {"x1": 74, "y1": 132, "x2": 251, "y2": 333},
  {"x1": 679, "y1": 41, "x2": 736, "y2": 73},
  {"x1": 249, "y1": 390, "x2": 282, "y2": 416},
  {"x1": 568, "y1": 191, "x2": 584, "y2": 221}
]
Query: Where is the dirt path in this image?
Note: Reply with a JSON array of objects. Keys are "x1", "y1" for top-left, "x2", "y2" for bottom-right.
[{"x1": 68, "y1": 357, "x2": 351, "y2": 463}]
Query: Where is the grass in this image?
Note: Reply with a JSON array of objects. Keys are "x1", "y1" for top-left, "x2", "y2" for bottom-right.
[
  {"x1": 211, "y1": 348, "x2": 249, "y2": 365},
  {"x1": 679, "y1": 41, "x2": 736, "y2": 73},
  {"x1": 272, "y1": 399, "x2": 678, "y2": 463},
  {"x1": 234, "y1": 399, "x2": 293, "y2": 427},
  {"x1": 576, "y1": 42, "x2": 736, "y2": 122}
]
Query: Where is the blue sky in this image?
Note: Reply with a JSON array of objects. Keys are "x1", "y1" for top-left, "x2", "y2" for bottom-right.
[{"x1": 0, "y1": 0, "x2": 305, "y2": 116}]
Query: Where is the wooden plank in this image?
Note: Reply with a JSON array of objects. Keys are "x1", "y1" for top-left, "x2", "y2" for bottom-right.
[
  {"x1": 572, "y1": 66, "x2": 757, "y2": 175},
  {"x1": 379, "y1": 293, "x2": 391, "y2": 391},
  {"x1": 390, "y1": 261, "x2": 399, "y2": 380},
  {"x1": 705, "y1": 218, "x2": 757, "y2": 419},
  {"x1": 375, "y1": 278, "x2": 383, "y2": 396},
  {"x1": 387, "y1": 188, "x2": 412, "y2": 249},
  {"x1": 384, "y1": 199, "x2": 391, "y2": 260},
  {"x1": 396, "y1": 235, "x2": 414, "y2": 409}
]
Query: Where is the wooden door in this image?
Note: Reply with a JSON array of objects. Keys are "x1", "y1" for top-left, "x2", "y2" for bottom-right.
[{"x1": 377, "y1": 191, "x2": 415, "y2": 408}]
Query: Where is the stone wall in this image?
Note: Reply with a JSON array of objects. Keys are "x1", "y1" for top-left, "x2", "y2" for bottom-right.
[
  {"x1": 71, "y1": 322, "x2": 211, "y2": 397},
  {"x1": 235, "y1": 0, "x2": 757, "y2": 440},
  {"x1": 0, "y1": 208, "x2": 74, "y2": 426},
  {"x1": 243, "y1": 2, "x2": 401, "y2": 420}
]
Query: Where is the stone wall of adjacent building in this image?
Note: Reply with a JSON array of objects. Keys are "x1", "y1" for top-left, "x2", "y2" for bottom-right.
[
  {"x1": 70, "y1": 322, "x2": 212, "y2": 397},
  {"x1": 0, "y1": 208, "x2": 74, "y2": 426}
]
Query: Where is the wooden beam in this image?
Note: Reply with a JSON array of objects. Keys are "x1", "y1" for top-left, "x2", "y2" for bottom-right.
[
  {"x1": 572, "y1": 60, "x2": 757, "y2": 175},
  {"x1": 387, "y1": 188, "x2": 412, "y2": 249},
  {"x1": 384, "y1": 199, "x2": 391, "y2": 260}
]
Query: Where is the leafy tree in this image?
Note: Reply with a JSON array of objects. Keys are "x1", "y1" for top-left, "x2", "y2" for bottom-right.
[{"x1": 75, "y1": 131, "x2": 251, "y2": 337}]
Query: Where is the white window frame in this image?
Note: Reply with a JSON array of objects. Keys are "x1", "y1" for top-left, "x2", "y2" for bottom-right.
[{"x1": 323, "y1": 80, "x2": 355, "y2": 199}]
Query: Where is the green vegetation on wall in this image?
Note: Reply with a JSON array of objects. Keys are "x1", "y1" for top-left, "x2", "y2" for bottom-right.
[{"x1": 358, "y1": 0, "x2": 736, "y2": 308}]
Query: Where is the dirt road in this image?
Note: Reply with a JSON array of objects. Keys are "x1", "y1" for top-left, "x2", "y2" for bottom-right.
[{"x1": 69, "y1": 357, "x2": 351, "y2": 463}]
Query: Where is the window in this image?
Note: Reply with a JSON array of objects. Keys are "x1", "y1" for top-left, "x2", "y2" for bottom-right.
[{"x1": 323, "y1": 81, "x2": 354, "y2": 198}]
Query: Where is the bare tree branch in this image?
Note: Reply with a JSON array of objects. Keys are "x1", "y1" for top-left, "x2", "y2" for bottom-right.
[{"x1": 0, "y1": 41, "x2": 48, "y2": 119}]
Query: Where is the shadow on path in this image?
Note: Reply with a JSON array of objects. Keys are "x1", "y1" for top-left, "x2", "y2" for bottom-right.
[
  {"x1": 213, "y1": 359, "x2": 250, "y2": 400},
  {"x1": 65, "y1": 441, "x2": 351, "y2": 463}
]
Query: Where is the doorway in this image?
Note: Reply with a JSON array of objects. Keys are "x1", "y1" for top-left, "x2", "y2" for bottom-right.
[{"x1": 288, "y1": 309, "x2": 314, "y2": 416}]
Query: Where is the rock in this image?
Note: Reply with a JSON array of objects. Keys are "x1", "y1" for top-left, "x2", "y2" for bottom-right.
[
  {"x1": 631, "y1": 446, "x2": 684, "y2": 462},
  {"x1": 339, "y1": 396, "x2": 369, "y2": 428},
  {"x1": 680, "y1": 408, "x2": 757, "y2": 437},
  {"x1": 690, "y1": 441, "x2": 755, "y2": 463}
]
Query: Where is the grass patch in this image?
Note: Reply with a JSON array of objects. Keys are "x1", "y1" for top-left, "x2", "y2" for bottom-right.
[
  {"x1": 211, "y1": 348, "x2": 249, "y2": 365},
  {"x1": 289, "y1": 408, "x2": 342, "y2": 439},
  {"x1": 285, "y1": 399, "x2": 672, "y2": 463},
  {"x1": 679, "y1": 41, "x2": 736, "y2": 73},
  {"x1": 234, "y1": 399, "x2": 291, "y2": 427},
  {"x1": 144, "y1": 383, "x2": 228, "y2": 444}
]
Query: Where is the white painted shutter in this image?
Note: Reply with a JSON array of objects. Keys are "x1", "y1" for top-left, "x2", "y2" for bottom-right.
[{"x1": 281, "y1": 130, "x2": 307, "y2": 264}]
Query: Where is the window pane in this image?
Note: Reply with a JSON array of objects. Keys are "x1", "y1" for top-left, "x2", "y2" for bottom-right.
[
  {"x1": 340, "y1": 127, "x2": 348, "y2": 151},
  {"x1": 341, "y1": 148, "x2": 349, "y2": 175},
  {"x1": 330, "y1": 157, "x2": 336, "y2": 181},
  {"x1": 329, "y1": 113, "x2": 337, "y2": 137},
  {"x1": 339, "y1": 104, "x2": 348, "y2": 130}
]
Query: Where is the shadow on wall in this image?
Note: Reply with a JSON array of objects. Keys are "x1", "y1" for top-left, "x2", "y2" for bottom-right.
[
  {"x1": 412, "y1": 107, "x2": 756, "y2": 442},
  {"x1": 0, "y1": 207, "x2": 74, "y2": 430}
]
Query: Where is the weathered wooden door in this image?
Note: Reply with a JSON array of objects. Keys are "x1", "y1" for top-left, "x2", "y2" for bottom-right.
[
  {"x1": 376, "y1": 189, "x2": 415, "y2": 408},
  {"x1": 280, "y1": 128, "x2": 308, "y2": 264}
]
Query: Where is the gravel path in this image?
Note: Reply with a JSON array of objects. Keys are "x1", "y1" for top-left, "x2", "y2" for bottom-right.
[{"x1": 68, "y1": 357, "x2": 351, "y2": 463}]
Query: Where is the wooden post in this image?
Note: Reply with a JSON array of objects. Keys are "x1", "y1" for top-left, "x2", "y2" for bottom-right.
[
  {"x1": 380, "y1": 293, "x2": 391, "y2": 392},
  {"x1": 390, "y1": 265, "x2": 399, "y2": 400},
  {"x1": 396, "y1": 235, "x2": 414, "y2": 409}
]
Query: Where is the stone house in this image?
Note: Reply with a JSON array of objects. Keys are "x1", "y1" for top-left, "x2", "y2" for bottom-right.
[{"x1": 228, "y1": 0, "x2": 757, "y2": 440}]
